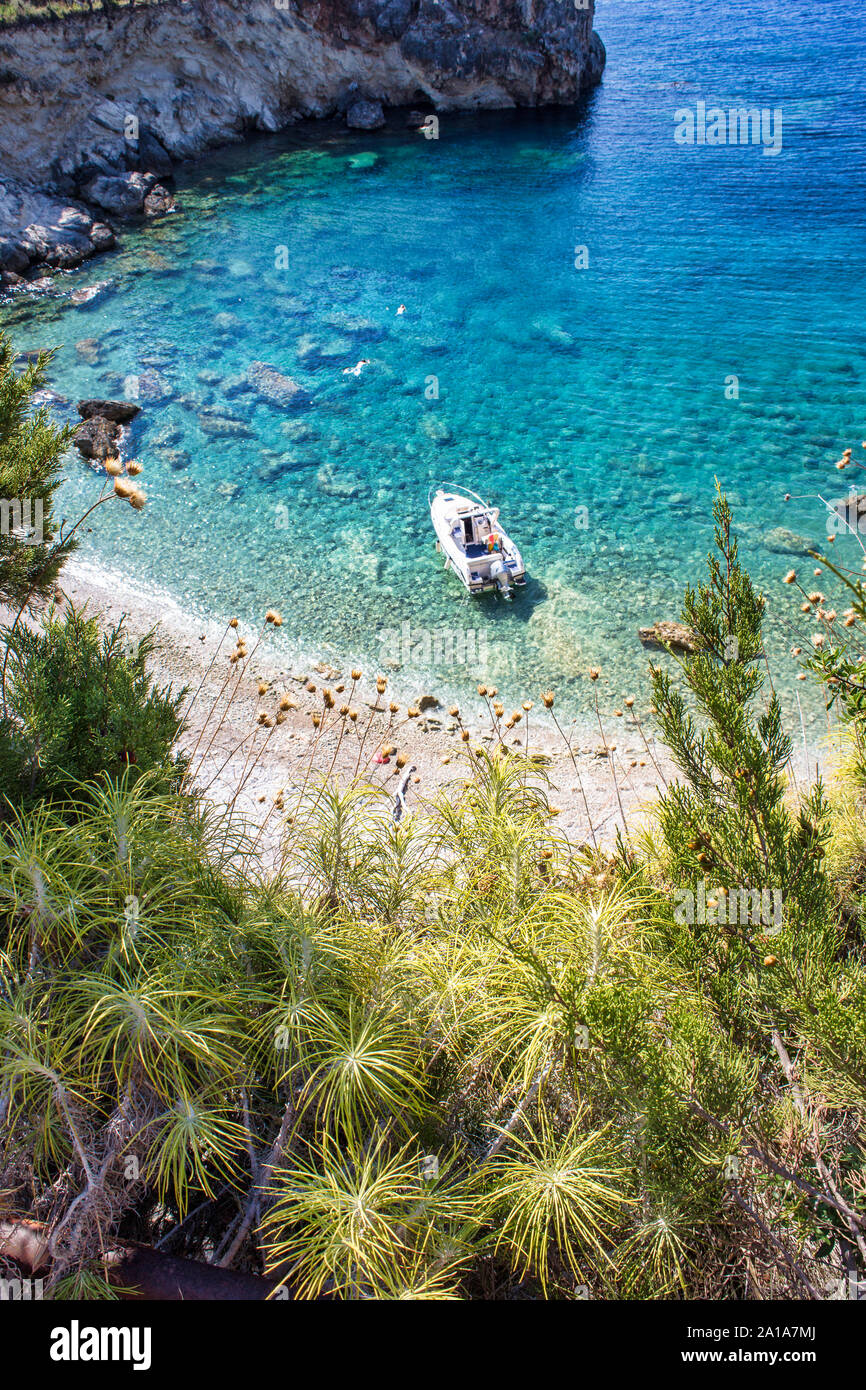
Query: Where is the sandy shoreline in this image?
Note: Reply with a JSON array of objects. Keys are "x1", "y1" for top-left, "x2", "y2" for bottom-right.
[
  {"x1": 15, "y1": 555, "x2": 689, "y2": 852},
  {"x1": 6, "y1": 554, "x2": 828, "y2": 858}
]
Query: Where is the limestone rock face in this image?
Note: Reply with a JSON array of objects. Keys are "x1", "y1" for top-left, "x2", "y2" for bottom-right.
[
  {"x1": 0, "y1": 0, "x2": 604, "y2": 272},
  {"x1": 0, "y1": 181, "x2": 117, "y2": 282}
]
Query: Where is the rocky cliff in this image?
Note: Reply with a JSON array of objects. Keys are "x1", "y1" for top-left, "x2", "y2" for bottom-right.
[{"x1": 0, "y1": 0, "x2": 604, "y2": 281}]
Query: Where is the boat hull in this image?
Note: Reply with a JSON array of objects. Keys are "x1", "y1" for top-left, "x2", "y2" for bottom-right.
[{"x1": 430, "y1": 486, "x2": 526, "y2": 595}]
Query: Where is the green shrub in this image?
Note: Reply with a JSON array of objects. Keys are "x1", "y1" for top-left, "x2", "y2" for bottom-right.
[{"x1": 0, "y1": 604, "x2": 186, "y2": 803}]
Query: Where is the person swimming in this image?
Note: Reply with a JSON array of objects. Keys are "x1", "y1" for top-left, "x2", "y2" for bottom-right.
[{"x1": 343, "y1": 359, "x2": 371, "y2": 377}]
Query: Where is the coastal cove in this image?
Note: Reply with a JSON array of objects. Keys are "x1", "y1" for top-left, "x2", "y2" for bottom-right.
[
  {"x1": 4, "y1": 0, "x2": 866, "y2": 1319},
  {"x1": 1, "y1": 0, "x2": 864, "y2": 741}
]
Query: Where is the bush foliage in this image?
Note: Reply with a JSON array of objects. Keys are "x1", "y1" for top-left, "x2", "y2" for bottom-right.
[{"x1": 0, "y1": 342, "x2": 863, "y2": 1300}]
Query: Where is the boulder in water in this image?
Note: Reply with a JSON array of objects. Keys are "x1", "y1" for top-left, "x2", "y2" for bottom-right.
[
  {"x1": 83, "y1": 172, "x2": 156, "y2": 218},
  {"x1": 73, "y1": 415, "x2": 121, "y2": 461},
  {"x1": 143, "y1": 184, "x2": 175, "y2": 218},
  {"x1": 247, "y1": 360, "x2": 310, "y2": 409},
  {"x1": 198, "y1": 413, "x2": 252, "y2": 438},
  {"x1": 346, "y1": 100, "x2": 386, "y2": 130},
  {"x1": 77, "y1": 398, "x2": 140, "y2": 423},
  {"x1": 763, "y1": 526, "x2": 819, "y2": 556},
  {"x1": 70, "y1": 280, "x2": 114, "y2": 307},
  {"x1": 638, "y1": 621, "x2": 700, "y2": 654}
]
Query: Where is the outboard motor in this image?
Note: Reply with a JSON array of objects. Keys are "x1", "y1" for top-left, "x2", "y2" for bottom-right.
[{"x1": 490, "y1": 558, "x2": 511, "y2": 596}]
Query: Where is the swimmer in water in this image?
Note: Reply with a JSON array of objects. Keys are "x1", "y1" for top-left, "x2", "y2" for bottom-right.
[
  {"x1": 343, "y1": 358, "x2": 371, "y2": 377},
  {"x1": 396, "y1": 304, "x2": 407, "y2": 315}
]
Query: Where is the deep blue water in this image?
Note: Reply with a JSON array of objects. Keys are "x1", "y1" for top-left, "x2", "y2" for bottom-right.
[{"x1": 3, "y1": 0, "x2": 865, "y2": 725}]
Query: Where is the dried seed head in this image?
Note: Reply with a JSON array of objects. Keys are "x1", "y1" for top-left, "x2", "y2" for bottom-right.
[
  {"x1": 624, "y1": 696, "x2": 634, "y2": 708},
  {"x1": 104, "y1": 456, "x2": 123, "y2": 477},
  {"x1": 541, "y1": 691, "x2": 554, "y2": 709},
  {"x1": 408, "y1": 706, "x2": 420, "y2": 718},
  {"x1": 128, "y1": 489, "x2": 147, "y2": 510},
  {"x1": 126, "y1": 460, "x2": 143, "y2": 476},
  {"x1": 783, "y1": 570, "x2": 796, "y2": 584},
  {"x1": 389, "y1": 701, "x2": 399, "y2": 714},
  {"x1": 396, "y1": 754, "x2": 407, "y2": 768},
  {"x1": 351, "y1": 668, "x2": 362, "y2": 681},
  {"x1": 522, "y1": 701, "x2": 533, "y2": 712},
  {"x1": 449, "y1": 706, "x2": 459, "y2": 718},
  {"x1": 113, "y1": 477, "x2": 135, "y2": 498},
  {"x1": 229, "y1": 618, "x2": 239, "y2": 629},
  {"x1": 477, "y1": 684, "x2": 488, "y2": 696},
  {"x1": 589, "y1": 667, "x2": 600, "y2": 681},
  {"x1": 258, "y1": 682, "x2": 268, "y2": 696}
]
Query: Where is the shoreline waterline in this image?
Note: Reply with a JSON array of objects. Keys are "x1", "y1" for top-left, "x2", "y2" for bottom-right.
[{"x1": 7, "y1": 553, "x2": 825, "y2": 853}]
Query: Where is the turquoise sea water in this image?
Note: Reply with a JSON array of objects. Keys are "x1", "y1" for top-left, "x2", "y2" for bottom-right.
[{"x1": 3, "y1": 0, "x2": 865, "y2": 724}]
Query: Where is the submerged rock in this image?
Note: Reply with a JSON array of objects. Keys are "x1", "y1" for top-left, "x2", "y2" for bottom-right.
[
  {"x1": 75, "y1": 337, "x2": 102, "y2": 364},
  {"x1": 158, "y1": 447, "x2": 192, "y2": 471},
  {"x1": 247, "y1": 360, "x2": 310, "y2": 409},
  {"x1": 70, "y1": 280, "x2": 114, "y2": 307},
  {"x1": 347, "y1": 151, "x2": 380, "y2": 170},
  {"x1": 317, "y1": 465, "x2": 366, "y2": 498},
  {"x1": 638, "y1": 621, "x2": 700, "y2": 654},
  {"x1": 198, "y1": 414, "x2": 252, "y2": 438},
  {"x1": 421, "y1": 414, "x2": 452, "y2": 444},
  {"x1": 763, "y1": 526, "x2": 818, "y2": 556}
]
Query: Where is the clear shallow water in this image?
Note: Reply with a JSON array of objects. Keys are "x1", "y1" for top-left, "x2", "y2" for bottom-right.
[{"x1": 3, "y1": 0, "x2": 865, "y2": 725}]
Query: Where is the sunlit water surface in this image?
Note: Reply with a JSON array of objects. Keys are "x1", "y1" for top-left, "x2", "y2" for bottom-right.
[{"x1": 3, "y1": 0, "x2": 865, "y2": 730}]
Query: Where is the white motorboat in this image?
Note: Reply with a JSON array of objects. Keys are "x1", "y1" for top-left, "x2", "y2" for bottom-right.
[{"x1": 429, "y1": 483, "x2": 526, "y2": 596}]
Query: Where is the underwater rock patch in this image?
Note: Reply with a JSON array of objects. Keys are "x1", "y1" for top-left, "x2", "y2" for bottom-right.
[{"x1": 247, "y1": 360, "x2": 310, "y2": 409}]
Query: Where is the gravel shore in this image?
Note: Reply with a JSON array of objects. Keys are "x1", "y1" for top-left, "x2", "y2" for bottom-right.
[{"x1": 39, "y1": 556, "x2": 689, "y2": 855}]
